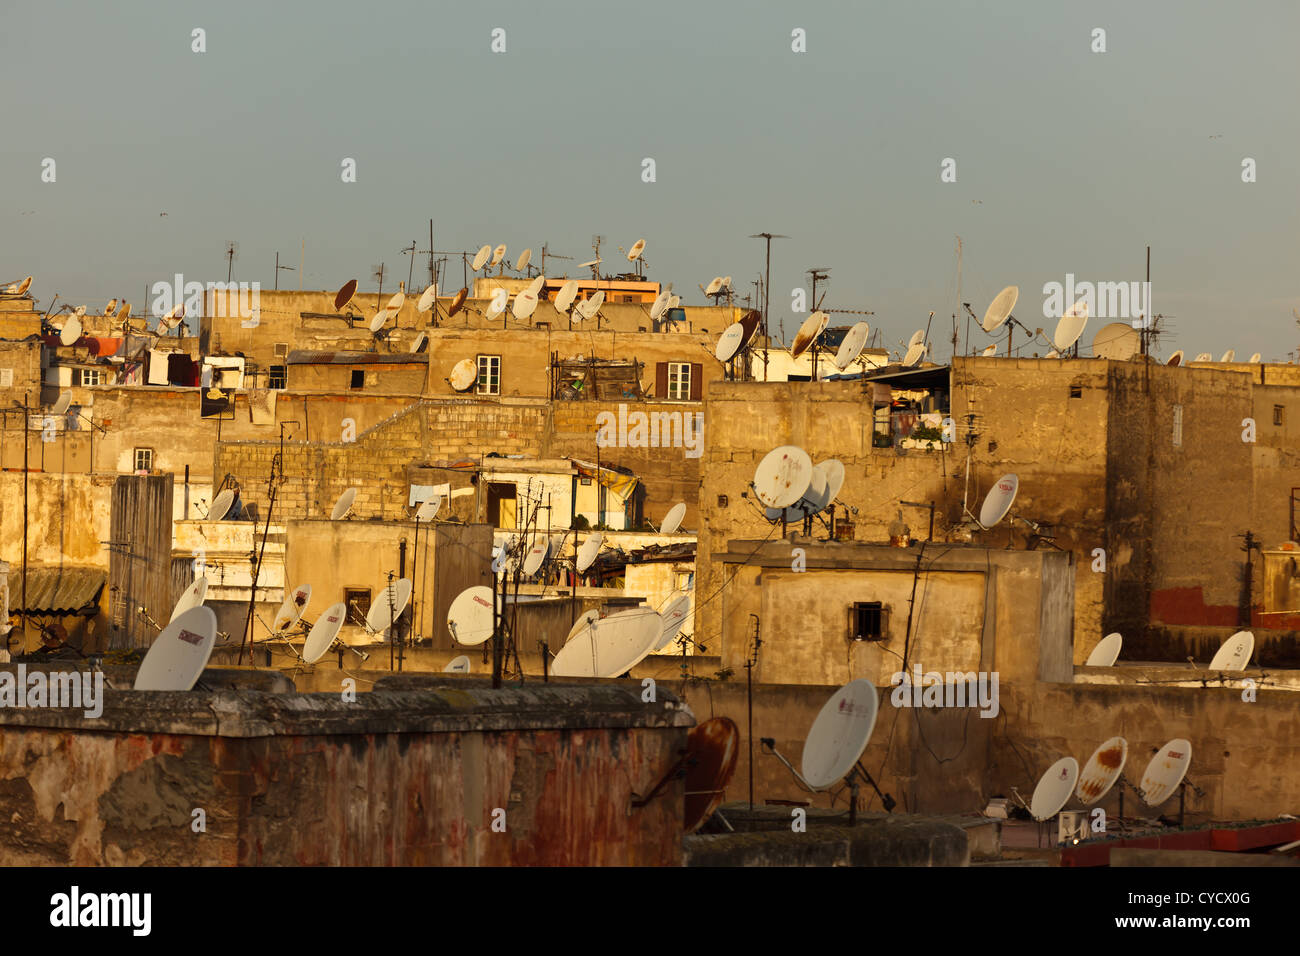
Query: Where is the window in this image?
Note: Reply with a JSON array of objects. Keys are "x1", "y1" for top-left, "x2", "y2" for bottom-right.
[
  {"x1": 77, "y1": 368, "x2": 104, "y2": 386},
  {"x1": 134, "y1": 447, "x2": 153, "y2": 472},
  {"x1": 269, "y1": 365, "x2": 287, "y2": 389},
  {"x1": 274, "y1": 343, "x2": 289, "y2": 358},
  {"x1": 350, "y1": 369, "x2": 364, "y2": 389},
  {"x1": 850, "y1": 602, "x2": 885, "y2": 642},
  {"x1": 343, "y1": 588, "x2": 372, "y2": 623},
  {"x1": 1069, "y1": 385, "x2": 1082, "y2": 399},
  {"x1": 477, "y1": 355, "x2": 501, "y2": 395},
  {"x1": 1172, "y1": 404, "x2": 1183, "y2": 447},
  {"x1": 667, "y1": 362, "x2": 691, "y2": 400},
  {"x1": 1274, "y1": 405, "x2": 1285, "y2": 426},
  {"x1": 619, "y1": 295, "x2": 638, "y2": 303},
  {"x1": 534, "y1": 321, "x2": 549, "y2": 331},
  {"x1": 487, "y1": 482, "x2": 517, "y2": 528}
]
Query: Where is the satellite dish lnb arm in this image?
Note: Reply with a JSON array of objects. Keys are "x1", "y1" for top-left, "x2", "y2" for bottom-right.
[{"x1": 760, "y1": 737, "x2": 817, "y2": 792}]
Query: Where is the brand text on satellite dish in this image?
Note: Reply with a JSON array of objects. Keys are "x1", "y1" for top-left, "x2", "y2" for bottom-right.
[
  {"x1": 595, "y1": 404, "x2": 704, "y2": 459},
  {"x1": 1042, "y1": 274, "x2": 1151, "y2": 323},
  {"x1": 0, "y1": 665, "x2": 103, "y2": 718},
  {"x1": 889, "y1": 667, "x2": 998, "y2": 718},
  {"x1": 150, "y1": 275, "x2": 260, "y2": 324}
]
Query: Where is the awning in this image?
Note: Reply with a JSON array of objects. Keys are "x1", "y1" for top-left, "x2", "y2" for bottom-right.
[
  {"x1": 570, "y1": 459, "x2": 639, "y2": 499},
  {"x1": 7, "y1": 568, "x2": 106, "y2": 614}
]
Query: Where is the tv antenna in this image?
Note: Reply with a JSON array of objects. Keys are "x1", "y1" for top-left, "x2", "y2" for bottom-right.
[
  {"x1": 807, "y1": 267, "x2": 830, "y2": 311},
  {"x1": 224, "y1": 241, "x2": 238, "y2": 282},
  {"x1": 539, "y1": 242, "x2": 572, "y2": 275},
  {"x1": 273, "y1": 252, "x2": 295, "y2": 290},
  {"x1": 401, "y1": 241, "x2": 418, "y2": 288},
  {"x1": 371, "y1": 263, "x2": 386, "y2": 303},
  {"x1": 749, "y1": 232, "x2": 789, "y2": 380}
]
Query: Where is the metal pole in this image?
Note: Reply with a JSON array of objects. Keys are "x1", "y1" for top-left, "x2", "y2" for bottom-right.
[
  {"x1": 20, "y1": 393, "x2": 29, "y2": 650},
  {"x1": 275, "y1": 252, "x2": 279, "y2": 291}
]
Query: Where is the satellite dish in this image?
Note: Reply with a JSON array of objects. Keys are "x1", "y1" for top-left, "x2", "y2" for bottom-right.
[
  {"x1": 655, "y1": 591, "x2": 692, "y2": 651},
  {"x1": 303, "y1": 602, "x2": 347, "y2": 664},
  {"x1": 1045, "y1": 349, "x2": 1060, "y2": 359},
  {"x1": 1220, "y1": 349, "x2": 1235, "y2": 363},
  {"x1": 330, "y1": 487, "x2": 358, "y2": 520},
  {"x1": 51, "y1": 392, "x2": 72, "y2": 415},
  {"x1": 169, "y1": 575, "x2": 208, "y2": 622},
  {"x1": 387, "y1": 290, "x2": 406, "y2": 314},
  {"x1": 526, "y1": 274, "x2": 546, "y2": 297},
  {"x1": 1092, "y1": 322, "x2": 1140, "y2": 360},
  {"x1": 516, "y1": 248, "x2": 532, "y2": 272},
  {"x1": 576, "y1": 533, "x2": 603, "y2": 573},
  {"x1": 1029, "y1": 757, "x2": 1079, "y2": 821},
  {"x1": 981, "y1": 344, "x2": 997, "y2": 357},
  {"x1": 1194, "y1": 352, "x2": 1212, "y2": 362},
  {"x1": 586, "y1": 289, "x2": 606, "y2": 314},
  {"x1": 485, "y1": 288, "x2": 508, "y2": 319},
  {"x1": 14, "y1": 276, "x2": 32, "y2": 296},
  {"x1": 117, "y1": 302, "x2": 131, "y2": 318},
  {"x1": 791, "y1": 311, "x2": 829, "y2": 359},
  {"x1": 902, "y1": 332, "x2": 926, "y2": 367},
  {"x1": 208, "y1": 488, "x2": 236, "y2": 521},
  {"x1": 715, "y1": 323, "x2": 746, "y2": 362},
  {"x1": 833, "y1": 322, "x2": 871, "y2": 370},
  {"x1": 1139, "y1": 739, "x2": 1192, "y2": 806},
  {"x1": 649, "y1": 290, "x2": 672, "y2": 320},
  {"x1": 667, "y1": 294, "x2": 680, "y2": 310},
  {"x1": 1085, "y1": 632, "x2": 1123, "y2": 667},
  {"x1": 491, "y1": 244, "x2": 507, "y2": 267},
  {"x1": 555, "y1": 280, "x2": 580, "y2": 313},
  {"x1": 415, "y1": 495, "x2": 442, "y2": 521},
  {"x1": 627, "y1": 239, "x2": 645, "y2": 261},
  {"x1": 334, "y1": 279, "x2": 358, "y2": 310},
  {"x1": 1207, "y1": 630, "x2": 1253, "y2": 671},
  {"x1": 738, "y1": 309, "x2": 761, "y2": 348},
  {"x1": 752, "y1": 446, "x2": 814, "y2": 509},
  {"x1": 512, "y1": 289, "x2": 539, "y2": 320},
  {"x1": 449, "y1": 358, "x2": 478, "y2": 391},
  {"x1": 74, "y1": 305, "x2": 87, "y2": 317},
  {"x1": 566, "y1": 610, "x2": 600, "y2": 644},
  {"x1": 409, "y1": 331, "x2": 428, "y2": 354},
  {"x1": 1053, "y1": 299, "x2": 1089, "y2": 351},
  {"x1": 522, "y1": 538, "x2": 550, "y2": 576},
  {"x1": 472, "y1": 245, "x2": 491, "y2": 271},
  {"x1": 819, "y1": 459, "x2": 846, "y2": 508},
  {"x1": 368, "y1": 309, "x2": 391, "y2": 332},
  {"x1": 444, "y1": 655, "x2": 471, "y2": 674},
  {"x1": 1167, "y1": 350, "x2": 1184, "y2": 366},
  {"x1": 551, "y1": 606, "x2": 663, "y2": 678},
  {"x1": 1076, "y1": 737, "x2": 1128, "y2": 805},
  {"x1": 448, "y1": 287, "x2": 469, "y2": 317},
  {"x1": 660, "y1": 502, "x2": 686, "y2": 534},
  {"x1": 578, "y1": 258, "x2": 601, "y2": 270},
  {"x1": 704, "y1": 277, "x2": 723, "y2": 296},
  {"x1": 1250, "y1": 352, "x2": 1262, "y2": 363},
  {"x1": 60, "y1": 314, "x2": 82, "y2": 347},
  {"x1": 104, "y1": 298, "x2": 117, "y2": 316},
  {"x1": 133, "y1": 606, "x2": 219, "y2": 691},
  {"x1": 683, "y1": 717, "x2": 741, "y2": 833},
  {"x1": 978, "y1": 474, "x2": 1019, "y2": 529},
  {"x1": 272, "y1": 584, "x2": 312, "y2": 633},
  {"x1": 365, "y1": 578, "x2": 413, "y2": 633},
  {"x1": 447, "y1": 586, "x2": 495, "y2": 646},
  {"x1": 982, "y1": 286, "x2": 1019, "y2": 333},
  {"x1": 722, "y1": 276, "x2": 732, "y2": 289},
  {"x1": 417, "y1": 285, "x2": 438, "y2": 313},
  {"x1": 800, "y1": 679, "x2": 879, "y2": 790}
]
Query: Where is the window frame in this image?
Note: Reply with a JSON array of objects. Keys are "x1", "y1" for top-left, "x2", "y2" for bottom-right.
[
  {"x1": 133, "y1": 447, "x2": 154, "y2": 472},
  {"x1": 477, "y1": 354, "x2": 501, "y2": 396},
  {"x1": 667, "y1": 362, "x2": 691, "y2": 401}
]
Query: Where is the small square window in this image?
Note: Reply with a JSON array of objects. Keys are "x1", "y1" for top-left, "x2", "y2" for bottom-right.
[
  {"x1": 274, "y1": 343, "x2": 289, "y2": 358},
  {"x1": 343, "y1": 588, "x2": 372, "y2": 622},
  {"x1": 134, "y1": 447, "x2": 153, "y2": 472},
  {"x1": 1069, "y1": 385, "x2": 1082, "y2": 399},
  {"x1": 269, "y1": 365, "x2": 286, "y2": 389},
  {"x1": 668, "y1": 362, "x2": 691, "y2": 401},
  {"x1": 350, "y1": 369, "x2": 364, "y2": 389},
  {"x1": 850, "y1": 601, "x2": 885, "y2": 641}
]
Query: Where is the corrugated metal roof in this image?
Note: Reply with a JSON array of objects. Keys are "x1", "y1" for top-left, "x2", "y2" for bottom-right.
[
  {"x1": 286, "y1": 350, "x2": 429, "y2": 366},
  {"x1": 9, "y1": 568, "x2": 106, "y2": 613}
]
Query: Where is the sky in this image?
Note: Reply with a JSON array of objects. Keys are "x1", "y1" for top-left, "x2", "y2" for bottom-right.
[{"x1": 2, "y1": 0, "x2": 1297, "y2": 359}]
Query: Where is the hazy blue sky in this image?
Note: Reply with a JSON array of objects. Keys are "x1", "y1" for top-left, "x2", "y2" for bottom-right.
[{"x1": 2, "y1": 0, "x2": 1296, "y2": 359}]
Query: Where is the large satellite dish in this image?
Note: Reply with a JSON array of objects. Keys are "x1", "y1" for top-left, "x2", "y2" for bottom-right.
[
  {"x1": 800, "y1": 679, "x2": 879, "y2": 790},
  {"x1": 649, "y1": 290, "x2": 672, "y2": 320},
  {"x1": 1092, "y1": 322, "x2": 1140, "y2": 360},
  {"x1": 169, "y1": 575, "x2": 208, "y2": 622},
  {"x1": 512, "y1": 289, "x2": 539, "y2": 320},
  {"x1": 334, "y1": 279, "x2": 358, "y2": 310},
  {"x1": 555, "y1": 280, "x2": 580, "y2": 313},
  {"x1": 790, "y1": 311, "x2": 828, "y2": 359},
  {"x1": 272, "y1": 584, "x2": 312, "y2": 633},
  {"x1": 584, "y1": 289, "x2": 606, "y2": 316},
  {"x1": 902, "y1": 336, "x2": 926, "y2": 367},
  {"x1": 576, "y1": 533, "x2": 603, "y2": 573},
  {"x1": 491, "y1": 243, "x2": 507, "y2": 266},
  {"x1": 660, "y1": 502, "x2": 686, "y2": 534},
  {"x1": 485, "y1": 288, "x2": 508, "y2": 319},
  {"x1": 415, "y1": 495, "x2": 442, "y2": 521},
  {"x1": 416, "y1": 285, "x2": 438, "y2": 313},
  {"x1": 752, "y1": 446, "x2": 814, "y2": 509},
  {"x1": 1166, "y1": 350, "x2": 1184, "y2": 367},
  {"x1": 1139, "y1": 739, "x2": 1192, "y2": 806},
  {"x1": 767, "y1": 464, "x2": 830, "y2": 523},
  {"x1": 1053, "y1": 299, "x2": 1088, "y2": 351},
  {"x1": 1076, "y1": 736, "x2": 1128, "y2": 805},
  {"x1": 1207, "y1": 630, "x2": 1253, "y2": 671},
  {"x1": 1220, "y1": 349, "x2": 1235, "y2": 363},
  {"x1": 133, "y1": 606, "x2": 218, "y2": 691},
  {"x1": 447, "y1": 586, "x2": 495, "y2": 646},
  {"x1": 978, "y1": 474, "x2": 1019, "y2": 529},
  {"x1": 526, "y1": 274, "x2": 546, "y2": 297},
  {"x1": 365, "y1": 578, "x2": 413, "y2": 633},
  {"x1": 60, "y1": 314, "x2": 83, "y2": 347},
  {"x1": 449, "y1": 358, "x2": 478, "y2": 391},
  {"x1": 1029, "y1": 757, "x2": 1079, "y2": 821},
  {"x1": 551, "y1": 606, "x2": 663, "y2": 678},
  {"x1": 386, "y1": 289, "x2": 406, "y2": 314},
  {"x1": 715, "y1": 322, "x2": 745, "y2": 362},
  {"x1": 208, "y1": 488, "x2": 236, "y2": 521},
  {"x1": 472, "y1": 245, "x2": 491, "y2": 271},
  {"x1": 655, "y1": 591, "x2": 692, "y2": 651},
  {"x1": 833, "y1": 322, "x2": 870, "y2": 370},
  {"x1": 516, "y1": 248, "x2": 532, "y2": 272},
  {"x1": 522, "y1": 538, "x2": 550, "y2": 576},
  {"x1": 704, "y1": 277, "x2": 723, "y2": 296},
  {"x1": 982, "y1": 286, "x2": 1019, "y2": 333},
  {"x1": 627, "y1": 238, "x2": 645, "y2": 261},
  {"x1": 330, "y1": 487, "x2": 358, "y2": 520},
  {"x1": 1085, "y1": 632, "x2": 1123, "y2": 666},
  {"x1": 448, "y1": 288, "x2": 468, "y2": 318},
  {"x1": 444, "y1": 655, "x2": 471, "y2": 674},
  {"x1": 738, "y1": 309, "x2": 761, "y2": 348},
  {"x1": 302, "y1": 602, "x2": 347, "y2": 664},
  {"x1": 683, "y1": 717, "x2": 740, "y2": 834},
  {"x1": 51, "y1": 392, "x2": 72, "y2": 415}
]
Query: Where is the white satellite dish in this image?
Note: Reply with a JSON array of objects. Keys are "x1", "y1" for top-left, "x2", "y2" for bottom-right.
[
  {"x1": 551, "y1": 606, "x2": 663, "y2": 678},
  {"x1": 208, "y1": 488, "x2": 236, "y2": 521},
  {"x1": 449, "y1": 358, "x2": 478, "y2": 391},
  {"x1": 1139, "y1": 739, "x2": 1192, "y2": 806},
  {"x1": 1207, "y1": 630, "x2": 1253, "y2": 671},
  {"x1": 1250, "y1": 352, "x2": 1262, "y2": 363},
  {"x1": 576, "y1": 533, "x2": 603, "y2": 573},
  {"x1": 752, "y1": 446, "x2": 814, "y2": 509},
  {"x1": 103, "y1": 298, "x2": 117, "y2": 316},
  {"x1": 578, "y1": 258, "x2": 601, "y2": 270},
  {"x1": 512, "y1": 290, "x2": 539, "y2": 320},
  {"x1": 51, "y1": 392, "x2": 72, "y2": 415},
  {"x1": 1085, "y1": 632, "x2": 1123, "y2": 666},
  {"x1": 386, "y1": 290, "x2": 406, "y2": 314},
  {"x1": 1193, "y1": 352, "x2": 1212, "y2": 362},
  {"x1": 526, "y1": 274, "x2": 546, "y2": 297},
  {"x1": 667, "y1": 294, "x2": 680, "y2": 310},
  {"x1": 1053, "y1": 299, "x2": 1089, "y2": 351},
  {"x1": 722, "y1": 276, "x2": 733, "y2": 290},
  {"x1": 330, "y1": 487, "x2": 358, "y2": 520},
  {"x1": 444, "y1": 655, "x2": 471, "y2": 674},
  {"x1": 491, "y1": 244, "x2": 507, "y2": 266},
  {"x1": 586, "y1": 289, "x2": 606, "y2": 315},
  {"x1": 485, "y1": 289, "x2": 508, "y2": 320},
  {"x1": 704, "y1": 277, "x2": 723, "y2": 296},
  {"x1": 833, "y1": 322, "x2": 870, "y2": 370},
  {"x1": 1167, "y1": 350, "x2": 1184, "y2": 366},
  {"x1": 472, "y1": 245, "x2": 491, "y2": 271},
  {"x1": 791, "y1": 311, "x2": 828, "y2": 359},
  {"x1": 1092, "y1": 323, "x2": 1140, "y2": 360},
  {"x1": 1076, "y1": 737, "x2": 1128, "y2": 805},
  {"x1": 555, "y1": 280, "x2": 580, "y2": 313},
  {"x1": 12, "y1": 276, "x2": 32, "y2": 296},
  {"x1": 74, "y1": 305, "x2": 87, "y2": 317},
  {"x1": 416, "y1": 285, "x2": 438, "y2": 312},
  {"x1": 169, "y1": 575, "x2": 208, "y2": 622},
  {"x1": 368, "y1": 309, "x2": 391, "y2": 332},
  {"x1": 715, "y1": 322, "x2": 745, "y2": 361},
  {"x1": 60, "y1": 314, "x2": 83, "y2": 347},
  {"x1": 415, "y1": 495, "x2": 442, "y2": 521},
  {"x1": 409, "y1": 331, "x2": 428, "y2": 354},
  {"x1": 303, "y1": 602, "x2": 347, "y2": 664},
  {"x1": 1045, "y1": 349, "x2": 1060, "y2": 359},
  {"x1": 1220, "y1": 349, "x2": 1235, "y2": 363},
  {"x1": 522, "y1": 538, "x2": 550, "y2": 576},
  {"x1": 365, "y1": 578, "x2": 413, "y2": 633},
  {"x1": 516, "y1": 248, "x2": 532, "y2": 272},
  {"x1": 660, "y1": 502, "x2": 686, "y2": 534},
  {"x1": 627, "y1": 238, "x2": 645, "y2": 261},
  {"x1": 566, "y1": 610, "x2": 600, "y2": 644},
  {"x1": 1029, "y1": 757, "x2": 1079, "y2": 821},
  {"x1": 819, "y1": 459, "x2": 846, "y2": 508},
  {"x1": 800, "y1": 679, "x2": 879, "y2": 790},
  {"x1": 982, "y1": 286, "x2": 1019, "y2": 333},
  {"x1": 978, "y1": 474, "x2": 1018, "y2": 529},
  {"x1": 133, "y1": 606, "x2": 219, "y2": 691},
  {"x1": 649, "y1": 290, "x2": 672, "y2": 320},
  {"x1": 447, "y1": 586, "x2": 495, "y2": 646},
  {"x1": 981, "y1": 344, "x2": 998, "y2": 357},
  {"x1": 902, "y1": 332, "x2": 926, "y2": 366},
  {"x1": 655, "y1": 592, "x2": 692, "y2": 651},
  {"x1": 272, "y1": 584, "x2": 312, "y2": 633}
]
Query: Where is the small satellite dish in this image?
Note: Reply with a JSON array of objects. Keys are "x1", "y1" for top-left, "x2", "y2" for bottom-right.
[
  {"x1": 409, "y1": 331, "x2": 428, "y2": 354},
  {"x1": 576, "y1": 533, "x2": 603, "y2": 573},
  {"x1": 368, "y1": 308, "x2": 391, "y2": 332},
  {"x1": 117, "y1": 302, "x2": 131, "y2": 318},
  {"x1": 522, "y1": 538, "x2": 550, "y2": 576},
  {"x1": 1208, "y1": 630, "x2": 1253, "y2": 671},
  {"x1": 655, "y1": 591, "x2": 692, "y2": 651},
  {"x1": 272, "y1": 584, "x2": 312, "y2": 633},
  {"x1": 1194, "y1": 352, "x2": 1212, "y2": 362},
  {"x1": 104, "y1": 298, "x2": 117, "y2": 316},
  {"x1": 516, "y1": 248, "x2": 533, "y2": 273},
  {"x1": 586, "y1": 289, "x2": 606, "y2": 315},
  {"x1": 627, "y1": 239, "x2": 646, "y2": 262},
  {"x1": 415, "y1": 495, "x2": 442, "y2": 521},
  {"x1": 982, "y1": 286, "x2": 1019, "y2": 333},
  {"x1": 512, "y1": 289, "x2": 539, "y2": 320},
  {"x1": 365, "y1": 578, "x2": 413, "y2": 633},
  {"x1": 334, "y1": 279, "x2": 358, "y2": 310},
  {"x1": 491, "y1": 244, "x2": 507, "y2": 267},
  {"x1": 330, "y1": 487, "x2": 358, "y2": 520},
  {"x1": 447, "y1": 586, "x2": 495, "y2": 646},
  {"x1": 791, "y1": 311, "x2": 829, "y2": 359},
  {"x1": 303, "y1": 602, "x2": 347, "y2": 664},
  {"x1": 1077, "y1": 737, "x2": 1128, "y2": 805},
  {"x1": 715, "y1": 322, "x2": 746, "y2": 362},
  {"x1": 170, "y1": 575, "x2": 209, "y2": 622},
  {"x1": 1250, "y1": 352, "x2": 1262, "y2": 363},
  {"x1": 387, "y1": 290, "x2": 406, "y2": 314},
  {"x1": 1167, "y1": 350, "x2": 1184, "y2": 366},
  {"x1": 819, "y1": 459, "x2": 846, "y2": 507},
  {"x1": 683, "y1": 717, "x2": 741, "y2": 833},
  {"x1": 555, "y1": 280, "x2": 580, "y2": 313},
  {"x1": 526, "y1": 274, "x2": 546, "y2": 297},
  {"x1": 1030, "y1": 757, "x2": 1079, "y2": 821},
  {"x1": 833, "y1": 322, "x2": 871, "y2": 370},
  {"x1": 722, "y1": 276, "x2": 733, "y2": 289},
  {"x1": 1092, "y1": 322, "x2": 1140, "y2": 360},
  {"x1": 74, "y1": 305, "x2": 87, "y2": 317},
  {"x1": 447, "y1": 287, "x2": 468, "y2": 318},
  {"x1": 485, "y1": 288, "x2": 508, "y2": 320},
  {"x1": 60, "y1": 314, "x2": 83, "y2": 347},
  {"x1": 738, "y1": 309, "x2": 761, "y2": 348},
  {"x1": 417, "y1": 285, "x2": 438, "y2": 313},
  {"x1": 978, "y1": 474, "x2": 1019, "y2": 529},
  {"x1": 14, "y1": 276, "x2": 33, "y2": 296},
  {"x1": 1053, "y1": 299, "x2": 1089, "y2": 351},
  {"x1": 1139, "y1": 738, "x2": 1192, "y2": 806},
  {"x1": 1086, "y1": 632, "x2": 1123, "y2": 667},
  {"x1": 208, "y1": 488, "x2": 236, "y2": 521},
  {"x1": 551, "y1": 606, "x2": 663, "y2": 678},
  {"x1": 578, "y1": 258, "x2": 602, "y2": 270},
  {"x1": 444, "y1": 655, "x2": 471, "y2": 674},
  {"x1": 907, "y1": 329, "x2": 926, "y2": 349},
  {"x1": 660, "y1": 502, "x2": 686, "y2": 534},
  {"x1": 902, "y1": 331, "x2": 927, "y2": 366},
  {"x1": 449, "y1": 358, "x2": 478, "y2": 391},
  {"x1": 51, "y1": 392, "x2": 72, "y2": 415},
  {"x1": 470, "y1": 245, "x2": 490, "y2": 271},
  {"x1": 981, "y1": 344, "x2": 998, "y2": 357},
  {"x1": 704, "y1": 277, "x2": 723, "y2": 296},
  {"x1": 1045, "y1": 349, "x2": 1060, "y2": 359},
  {"x1": 801, "y1": 679, "x2": 879, "y2": 790},
  {"x1": 667, "y1": 294, "x2": 680, "y2": 310},
  {"x1": 1220, "y1": 349, "x2": 1235, "y2": 363},
  {"x1": 133, "y1": 606, "x2": 219, "y2": 691},
  {"x1": 649, "y1": 290, "x2": 672, "y2": 320},
  {"x1": 752, "y1": 446, "x2": 814, "y2": 509}
]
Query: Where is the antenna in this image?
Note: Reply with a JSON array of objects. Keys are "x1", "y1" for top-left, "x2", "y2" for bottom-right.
[
  {"x1": 224, "y1": 241, "x2": 238, "y2": 282},
  {"x1": 371, "y1": 263, "x2": 386, "y2": 305},
  {"x1": 749, "y1": 232, "x2": 790, "y2": 380}
]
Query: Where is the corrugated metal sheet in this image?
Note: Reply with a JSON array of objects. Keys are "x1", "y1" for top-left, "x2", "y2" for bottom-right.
[{"x1": 11, "y1": 568, "x2": 106, "y2": 613}]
